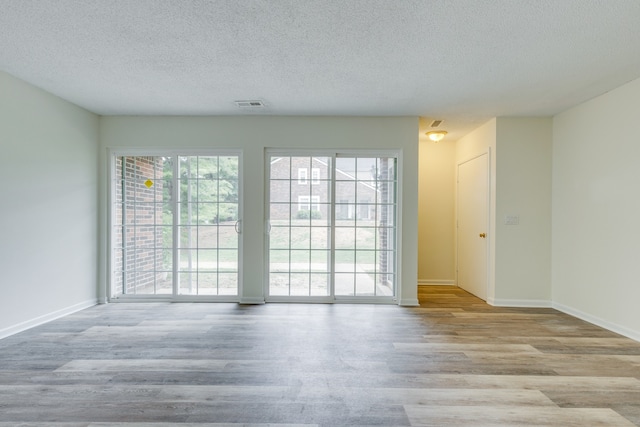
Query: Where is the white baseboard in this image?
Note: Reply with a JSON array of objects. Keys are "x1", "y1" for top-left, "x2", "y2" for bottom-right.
[
  {"x1": 399, "y1": 298, "x2": 420, "y2": 306},
  {"x1": 239, "y1": 297, "x2": 266, "y2": 305},
  {"x1": 552, "y1": 301, "x2": 640, "y2": 342},
  {"x1": 488, "y1": 298, "x2": 552, "y2": 308},
  {"x1": 418, "y1": 280, "x2": 456, "y2": 286},
  {"x1": 0, "y1": 299, "x2": 98, "y2": 340}
]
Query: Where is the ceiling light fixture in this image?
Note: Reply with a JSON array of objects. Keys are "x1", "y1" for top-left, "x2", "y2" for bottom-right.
[{"x1": 426, "y1": 130, "x2": 448, "y2": 142}]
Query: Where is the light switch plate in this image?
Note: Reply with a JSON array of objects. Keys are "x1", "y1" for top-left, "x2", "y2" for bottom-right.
[{"x1": 504, "y1": 215, "x2": 519, "y2": 225}]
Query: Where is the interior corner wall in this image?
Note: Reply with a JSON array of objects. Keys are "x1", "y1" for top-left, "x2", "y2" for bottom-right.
[
  {"x1": 99, "y1": 116, "x2": 419, "y2": 306},
  {"x1": 494, "y1": 117, "x2": 552, "y2": 305},
  {"x1": 0, "y1": 72, "x2": 99, "y2": 339},
  {"x1": 418, "y1": 138, "x2": 455, "y2": 284},
  {"x1": 552, "y1": 76, "x2": 640, "y2": 340}
]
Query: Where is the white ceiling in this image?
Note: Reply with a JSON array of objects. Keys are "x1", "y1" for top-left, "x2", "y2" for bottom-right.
[{"x1": 2, "y1": 0, "x2": 640, "y2": 140}]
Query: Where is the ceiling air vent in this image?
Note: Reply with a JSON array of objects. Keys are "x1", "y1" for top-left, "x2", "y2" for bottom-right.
[
  {"x1": 235, "y1": 100, "x2": 265, "y2": 108},
  {"x1": 430, "y1": 120, "x2": 443, "y2": 128}
]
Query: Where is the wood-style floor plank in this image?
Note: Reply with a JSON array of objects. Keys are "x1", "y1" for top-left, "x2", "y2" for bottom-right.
[
  {"x1": 405, "y1": 405, "x2": 636, "y2": 426},
  {"x1": 1, "y1": 286, "x2": 640, "y2": 426}
]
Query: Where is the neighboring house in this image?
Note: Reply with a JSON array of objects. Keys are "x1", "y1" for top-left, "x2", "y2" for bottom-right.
[{"x1": 269, "y1": 156, "x2": 390, "y2": 222}]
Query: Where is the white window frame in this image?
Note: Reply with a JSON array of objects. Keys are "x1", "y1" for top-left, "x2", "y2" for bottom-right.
[
  {"x1": 298, "y1": 195, "x2": 320, "y2": 211},
  {"x1": 311, "y1": 167, "x2": 320, "y2": 184}
]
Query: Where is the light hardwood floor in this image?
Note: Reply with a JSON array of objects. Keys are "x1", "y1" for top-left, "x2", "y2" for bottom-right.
[{"x1": 1, "y1": 286, "x2": 639, "y2": 426}]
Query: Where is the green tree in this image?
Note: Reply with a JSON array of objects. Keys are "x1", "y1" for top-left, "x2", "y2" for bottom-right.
[
  {"x1": 161, "y1": 156, "x2": 239, "y2": 224},
  {"x1": 178, "y1": 156, "x2": 239, "y2": 224}
]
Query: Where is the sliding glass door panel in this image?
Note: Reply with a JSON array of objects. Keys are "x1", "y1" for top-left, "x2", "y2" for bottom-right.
[
  {"x1": 267, "y1": 152, "x2": 397, "y2": 301},
  {"x1": 111, "y1": 153, "x2": 241, "y2": 300}
]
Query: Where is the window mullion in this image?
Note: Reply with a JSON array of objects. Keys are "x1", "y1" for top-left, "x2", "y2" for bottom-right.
[
  {"x1": 172, "y1": 155, "x2": 180, "y2": 296},
  {"x1": 120, "y1": 157, "x2": 127, "y2": 295},
  {"x1": 329, "y1": 154, "x2": 336, "y2": 299},
  {"x1": 288, "y1": 157, "x2": 293, "y2": 296}
]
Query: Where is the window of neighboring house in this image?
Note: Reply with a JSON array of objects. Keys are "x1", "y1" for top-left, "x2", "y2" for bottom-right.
[
  {"x1": 298, "y1": 168, "x2": 308, "y2": 184},
  {"x1": 311, "y1": 168, "x2": 320, "y2": 184},
  {"x1": 359, "y1": 198, "x2": 371, "y2": 219},
  {"x1": 298, "y1": 195, "x2": 320, "y2": 211}
]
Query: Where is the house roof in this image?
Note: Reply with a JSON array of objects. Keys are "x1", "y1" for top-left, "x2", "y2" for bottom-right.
[{"x1": 1, "y1": 0, "x2": 640, "y2": 139}]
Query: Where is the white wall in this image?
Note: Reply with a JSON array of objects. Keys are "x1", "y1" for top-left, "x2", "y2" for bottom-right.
[
  {"x1": 455, "y1": 118, "x2": 552, "y2": 305},
  {"x1": 0, "y1": 72, "x2": 99, "y2": 338},
  {"x1": 495, "y1": 118, "x2": 552, "y2": 305},
  {"x1": 418, "y1": 138, "x2": 456, "y2": 283},
  {"x1": 552, "y1": 77, "x2": 640, "y2": 340},
  {"x1": 99, "y1": 116, "x2": 419, "y2": 305}
]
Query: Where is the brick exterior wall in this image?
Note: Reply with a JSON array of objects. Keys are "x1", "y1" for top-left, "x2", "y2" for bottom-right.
[
  {"x1": 378, "y1": 157, "x2": 390, "y2": 284},
  {"x1": 114, "y1": 156, "x2": 166, "y2": 295}
]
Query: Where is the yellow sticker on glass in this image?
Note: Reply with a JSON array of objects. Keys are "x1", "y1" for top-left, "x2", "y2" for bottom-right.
[{"x1": 144, "y1": 179, "x2": 154, "y2": 188}]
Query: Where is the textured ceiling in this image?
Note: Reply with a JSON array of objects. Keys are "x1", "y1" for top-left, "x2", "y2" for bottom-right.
[{"x1": 2, "y1": 0, "x2": 640, "y2": 139}]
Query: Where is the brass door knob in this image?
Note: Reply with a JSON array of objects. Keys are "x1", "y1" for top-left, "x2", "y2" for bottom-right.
[{"x1": 479, "y1": 233, "x2": 486, "y2": 238}]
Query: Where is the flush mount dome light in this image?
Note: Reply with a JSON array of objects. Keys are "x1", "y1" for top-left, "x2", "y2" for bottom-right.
[{"x1": 426, "y1": 130, "x2": 448, "y2": 142}]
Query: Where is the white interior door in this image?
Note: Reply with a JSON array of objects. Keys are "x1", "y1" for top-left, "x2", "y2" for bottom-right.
[{"x1": 457, "y1": 153, "x2": 488, "y2": 300}]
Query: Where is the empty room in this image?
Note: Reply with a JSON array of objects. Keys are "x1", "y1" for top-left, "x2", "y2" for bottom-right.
[{"x1": 1, "y1": 1, "x2": 640, "y2": 425}]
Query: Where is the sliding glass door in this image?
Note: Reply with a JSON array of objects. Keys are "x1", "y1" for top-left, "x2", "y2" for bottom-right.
[
  {"x1": 110, "y1": 153, "x2": 241, "y2": 300},
  {"x1": 266, "y1": 152, "x2": 398, "y2": 301},
  {"x1": 268, "y1": 156, "x2": 332, "y2": 297},
  {"x1": 334, "y1": 156, "x2": 396, "y2": 297}
]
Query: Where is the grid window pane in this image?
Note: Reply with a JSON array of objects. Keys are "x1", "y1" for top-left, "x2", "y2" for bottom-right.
[
  {"x1": 290, "y1": 249, "x2": 311, "y2": 268},
  {"x1": 218, "y1": 273, "x2": 237, "y2": 294},
  {"x1": 290, "y1": 227, "x2": 311, "y2": 249},
  {"x1": 197, "y1": 273, "x2": 217, "y2": 295},
  {"x1": 335, "y1": 250, "x2": 355, "y2": 269},
  {"x1": 269, "y1": 227, "x2": 290, "y2": 249},
  {"x1": 290, "y1": 273, "x2": 311, "y2": 296},
  {"x1": 310, "y1": 273, "x2": 330, "y2": 296},
  {"x1": 218, "y1": 249, "x2": 238, "y2": 267},
  {"x1": 269, "y1": 249, "x2": 290, "y2": 267},
  {"x1": 335, "y1": 227, "x2": 356, "y2": 249},
  {"x1": 270, "y1": 181, "x2": 291, "y2": 203},
  {"x1": 355, "y1": 273, "x2": 375, "y2": 296},
  {"x1": 217, "y1": 225, "x2": 238, "y2": 249},
  {"x1": 269, "y1": 273, "x2": 290, "y2": 296},
  {"x1": 335, "y1": 273, "x2": 355, "y2": 296},
  {"x1": 310, "y1": 227, "x2": 330, "y2": 249},
  {"x1": 270, "y1": 157, "x2": 290, "y2": 178}
]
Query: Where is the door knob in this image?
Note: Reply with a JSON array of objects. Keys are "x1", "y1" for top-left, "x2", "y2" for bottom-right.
[{"x1": 479, "y1": 233, "x2": 486, "y2": 238}]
